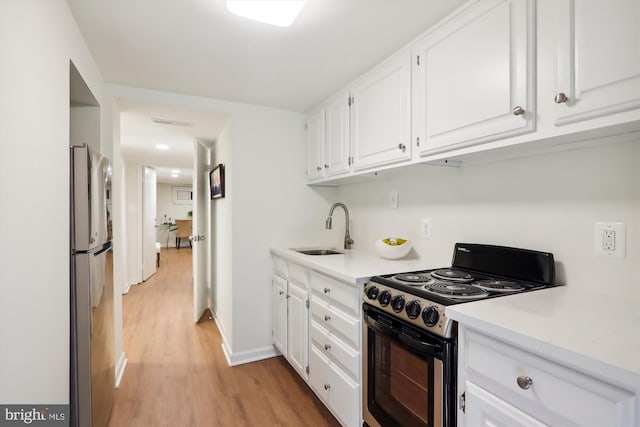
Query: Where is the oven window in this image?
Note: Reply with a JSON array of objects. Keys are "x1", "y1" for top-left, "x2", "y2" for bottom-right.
[{"x1": 369, "y1": 329, "x2": 434, "y2": 427}]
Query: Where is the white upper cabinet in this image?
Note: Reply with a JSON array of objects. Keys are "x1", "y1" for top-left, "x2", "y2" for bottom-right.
[
  {"x1": 350, "y1": 52, "x2": 412, "y2": 170},
  {"x1": 306, "y1": 109, "x2": 325, "y2": 181},
  {"x1": 325, "y1": 91, "x2": 351, "y2": 177},
  {"x1": 552, "y1": 0, "x2": 640, "y2": 126},
  {"x1": 414, "y1": 0, "x2": 535, "y2": 155}
]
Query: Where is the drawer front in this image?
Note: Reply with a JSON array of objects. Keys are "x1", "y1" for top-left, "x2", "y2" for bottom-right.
[
  {"x1": 309, "y1": 344, "x2": 360, "y2": 427},
  {"x1": 311, "y1": 271, "x2": 360, "y2": 316},
  {"x1": 309, "y1": 345, "x2": 331, "y2": 402},
  {"x1": 311, "y1": 320, "x2": 359, "y2": 379},
  {"x1": 271, "y1": 255, "x2": 288, "y2": 278},
  {"x1": 288, "y1": 262, "x2": 308, "y2": 287},
  {"x1": 463, "y1": 328, "x2": 636, "y2": 427},
  {"x1": 310, "y1": 295, "x2": 360, "y2": 347}
]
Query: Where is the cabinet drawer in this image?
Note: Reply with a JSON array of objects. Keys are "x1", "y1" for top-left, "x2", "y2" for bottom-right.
[
  {"x1": 310, "y1": 271, "x2": 359, "y2": 316},
  {"x1": 310, "y1": 295, "x2": 359, "y2": 347},
  {"x1": 271, "y1": 255, "x2": 288, "y2": 278},
  {"x1": 311, "y1": 320, "x2": 359, "y2": 379},
  {"x1": 309, "y1": 345, "x2": 360, "y2": 427},
  {"x1": 288, "y1": 262, "x2": 308, "y2": 287},
  {"x1": 463, "y1": 328, "x2": 636, "y2": 427}
]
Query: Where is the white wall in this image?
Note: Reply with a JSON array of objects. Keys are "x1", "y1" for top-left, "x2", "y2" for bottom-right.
[
  {"x1": 125, "y1": 162, "x2": 143, "y2": 285},
  {"x1": 335, "y1": 139, "x2": 640, "y2": 296},
  {"x1": 0, "y1": 0, "x2": 109, "y2": 403},
  {"x1": 109, "y1": 84, "x2": 339, "y2": 364}
]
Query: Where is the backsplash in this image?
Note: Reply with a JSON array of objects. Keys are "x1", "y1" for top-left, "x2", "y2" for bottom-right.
[{"x1": 335, "y1": 139, "x2": 640, "y2": 295}]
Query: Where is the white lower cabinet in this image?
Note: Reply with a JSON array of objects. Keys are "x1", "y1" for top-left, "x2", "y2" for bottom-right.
[
  {"x1": 271, "y1": 257, "x2": 362, "y2": 427},
  {"x1": 458, "y1": 326, "x2": 638, "y2": 427},
  {"x1": 465, "y1": 381, "x2": 547, "y2": 427},
  {"x1": 287, "y1": 280, "x2": 309, "y2": 379},
  {"x1": 309, "y1": 345, "x2": 360, "y2": 427},
  {"x1": 271, "y1": 259, "x2": 309, "y2": 381},
  {"x1": 271, "y1": 275, "x2": 288, "y2": 356},
  {"x1": 309, "y1": 271, "x2": 362, "y2": 427}
]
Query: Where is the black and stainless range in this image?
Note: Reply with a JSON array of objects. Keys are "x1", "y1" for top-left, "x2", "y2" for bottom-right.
[{"x1": 362, "y1": 243, "x2": 555, "y2": 427}]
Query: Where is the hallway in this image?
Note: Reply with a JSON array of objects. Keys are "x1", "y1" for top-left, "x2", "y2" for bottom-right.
[{"x1": 108, "y1": 248, "x2": 339, "y2": 427}]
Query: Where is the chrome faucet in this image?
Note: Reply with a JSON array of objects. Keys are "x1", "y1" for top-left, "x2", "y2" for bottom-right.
[{"x1": 326, "y1": 202, "x2": 354, "y2": 250}]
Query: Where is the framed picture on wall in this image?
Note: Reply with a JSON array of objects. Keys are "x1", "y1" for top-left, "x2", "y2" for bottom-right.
[{"x1": 210, "y1": 164, "x2": 225, "y2": 200}]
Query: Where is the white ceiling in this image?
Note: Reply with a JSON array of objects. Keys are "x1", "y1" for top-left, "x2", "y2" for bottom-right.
[
  {"x1": 68, "y1": 0, "x2": 465, "y2": 180},
  {"x1": 118, "y1": 99, "x2": 229, "y2": 184}
]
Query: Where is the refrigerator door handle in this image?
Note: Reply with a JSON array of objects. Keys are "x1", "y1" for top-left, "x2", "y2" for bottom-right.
[{"x1": 93, "y1": 242, "x2": 112, "y2": 257}]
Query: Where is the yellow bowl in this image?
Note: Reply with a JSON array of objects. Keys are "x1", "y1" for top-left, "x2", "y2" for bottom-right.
[{"x1": 375, "y1": 238, "x2": 411, "y2": 259}]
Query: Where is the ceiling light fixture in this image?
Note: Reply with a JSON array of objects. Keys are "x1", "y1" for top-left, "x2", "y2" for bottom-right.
[
  {"x1": 155, "y1": 144, "x2": 169, "y2": 150},
  {"x1": 226, "y1": 0, "x2": 306, "y2": 27},
  {"x1": 171, "y1": 174, "x2": 179, "y2": 178},
  {"x1": 171, "y1": 169, "x2": 180, "y2": 174}
]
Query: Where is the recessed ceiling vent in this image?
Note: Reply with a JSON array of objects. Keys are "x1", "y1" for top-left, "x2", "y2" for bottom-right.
[{"x1": 151, "y1": 117, "x2": 194, "y2": 127}]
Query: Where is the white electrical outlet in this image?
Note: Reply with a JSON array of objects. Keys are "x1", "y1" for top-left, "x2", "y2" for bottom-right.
[
  {"x1": 390, "y1": 191, "x2": 398, "y2": 209},
  {"x1": 594, "y1": 222, "x2": 626, "y2": 258},
  {"x1": 422, "y1": 218, "x2": 432, "y2": 239}
]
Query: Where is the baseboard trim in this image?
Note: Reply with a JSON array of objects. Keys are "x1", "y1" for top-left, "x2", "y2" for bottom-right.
[
  {"x1": 211, "y1": 309, "x2": 278, "y2": 367},
  {"x1": 222, "y1": 343, "x2": 279, "y2": 367},
  {"x1": 115, "y1": 352, "x2": 127, "y2": 388}
]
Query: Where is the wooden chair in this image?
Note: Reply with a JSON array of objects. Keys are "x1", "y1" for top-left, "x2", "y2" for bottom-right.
[{"x1": 175, "y1": 219, "x2": 192, "y2": 249}]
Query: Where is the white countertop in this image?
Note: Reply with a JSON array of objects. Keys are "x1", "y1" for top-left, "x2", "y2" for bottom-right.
[
  {"x1": 446, "y1": 285, "x2": 640, "y2": 388},
  {"x1": 270, "y1": 247, "x2": 433, "y2": 284}
]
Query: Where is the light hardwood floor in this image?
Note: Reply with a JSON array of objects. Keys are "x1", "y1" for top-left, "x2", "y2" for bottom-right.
[{"x1": 108, "y1": 248, "x2": 340, "y2": 427}]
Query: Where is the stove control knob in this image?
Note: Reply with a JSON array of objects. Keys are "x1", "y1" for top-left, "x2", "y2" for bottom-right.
[
  {"x1": 378, "y1": 290, "x2": 391, "y2": 307},
  {"x1": 422, "y1": 306, "x2": 440, "y2": 327},
  {"x1": 365, "y1": 286, "x2": 379, "y2": 300},
  {"x1": 405, "y1": 300, "x2": 422, "y2": 319},
  {"x1": 390, "y1": 295, "x2": 405, "y2": 313}
]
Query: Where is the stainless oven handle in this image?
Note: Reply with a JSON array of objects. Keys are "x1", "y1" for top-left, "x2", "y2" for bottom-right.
[
  {"x1": 365, "y1": 311, "x2": 443, "y2": 357},
  {"x1": 398, "y1": 331, "x2": 442, "y2": 356}
]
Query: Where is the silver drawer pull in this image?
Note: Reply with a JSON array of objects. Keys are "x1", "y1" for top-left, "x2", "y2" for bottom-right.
[
  {"x1": 279, "y1": 291, "x2": 284, "y2": 295},
  {"x1": 324, "y1": 315, "x2": 331, "y2": 321},
  {"x1": 554, "y1": 92, "x2": 568, "y2": 103},
  {"x1": 517, "y1": 376, "x2": 533, "y2": 390},
  {"x1": 324, "y1": 384, "x2": 331, "y2": 390},
  {"x1": 323, "y1": 288, "x2": 331, "y2": 294},
  {"x1": 512, "y1": 106, "x2": 525, "y2": 116},
  {"x1": 324, "y1": 344, "x2": 331, "y2": 351}
]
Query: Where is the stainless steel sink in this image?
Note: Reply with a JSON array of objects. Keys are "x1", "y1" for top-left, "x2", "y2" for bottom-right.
[{"x1": 293, "y1": 248, "x2": 344, "y2": 256}]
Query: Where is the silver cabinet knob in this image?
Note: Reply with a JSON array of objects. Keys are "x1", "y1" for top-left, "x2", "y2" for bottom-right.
[
  {"x1": 512, "y1": 106, "x2": 525, "y2": 116},
  {"x1": 323, "y1": 288, "x2": 331, "y2": 294},
  {"x1": 324, "y1": 344, "x2": 331, "y2": 351},
  {"x1": 517, "y1": 376, "x2": 533, "y2": 390},
  {"x1": 554, "y1": 92, "x2": 568, "y2": 103},
  {"x1": 279, "y1": 291, "x2": 284, "y2": 295},
  {"x1": 316, "y1": 166, "x2": 322, "y2": 171},
  {"x1": 324, "y1": 384, "x2": 331, "y2": 390},
  {"x1": 324, "y1": 314, "x2": 331, "y2": 321},
  {"x1": 324, "y1": 164, "x2": 329, "y2": 169},
  {"x1": 398, "y1": 143, "x2": 406, "y2": 151}
]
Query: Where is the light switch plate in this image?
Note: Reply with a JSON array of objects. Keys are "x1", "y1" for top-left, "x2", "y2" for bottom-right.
[{"x1": 594, "y1": 222, "x2": 626, "y2": 258}]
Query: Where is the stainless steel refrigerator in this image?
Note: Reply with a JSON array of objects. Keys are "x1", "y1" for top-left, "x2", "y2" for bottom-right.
[{"x1": 70, "y1": 144, "x2": 114, "y2": 427}]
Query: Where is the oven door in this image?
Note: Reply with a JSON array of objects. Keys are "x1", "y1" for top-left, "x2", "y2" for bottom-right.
[{"x1": 362, "y1": 304, "x2": 454, "y2": 427}]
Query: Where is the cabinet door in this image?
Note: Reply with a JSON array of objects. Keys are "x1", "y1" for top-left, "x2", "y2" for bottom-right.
[
  {"x1": 325, "y1": 91, "x2": 351, "y2": 177},
  {"x1": 553, "y1": 0, "x2": 640, "y2": 125},
  {"x1": 272, "y1": 276, "x2": 287, "y2": 356},
  {"x1": 465, "y1": 381, "x2": 548, "y2": 427},
  {"x1": 350, "y1": 52, "x2": 411, "y2": 170},
  {"x1": 306, "y1": 109, "x2": 325, "y2": 181},
  {"x1": 416, "y1": 0, "x2": 535, "y2": 154},
  {"x1": 287, "y1": 280, "x2": 309, "y2": 380}
]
